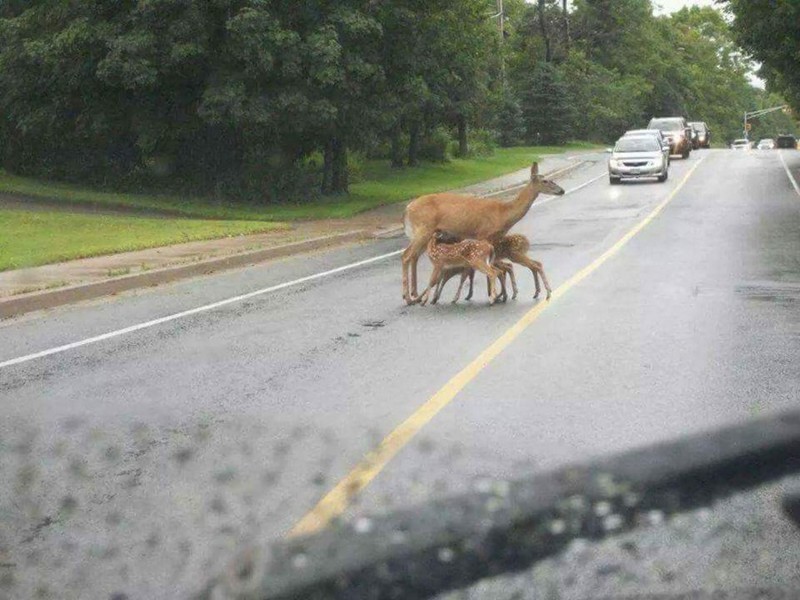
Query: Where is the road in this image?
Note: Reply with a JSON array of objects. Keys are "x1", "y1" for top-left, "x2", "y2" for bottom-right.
[{"x1": 2, "y1": 149, "x2": 800, "y2": 599}]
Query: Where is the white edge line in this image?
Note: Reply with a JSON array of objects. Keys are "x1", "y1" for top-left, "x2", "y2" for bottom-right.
[
  {"x1": 1, "y1": 251, "x2": 402, "y2": 369},
  {"x1": 1, "y1": 168, "x2": 607, "y2": 370},
  {"x1": 779, "y1": 150, "x2": 800, "y2": 197}
]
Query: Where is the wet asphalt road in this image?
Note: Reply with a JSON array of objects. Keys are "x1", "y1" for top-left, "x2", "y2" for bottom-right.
[{"x1": 1, "y1": 149, "x2": 800, "y2": 598}]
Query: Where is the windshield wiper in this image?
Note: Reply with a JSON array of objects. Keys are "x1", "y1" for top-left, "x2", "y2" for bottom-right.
[{"x1": 198, "y1": 411, "x2": 800, "y2": 600}]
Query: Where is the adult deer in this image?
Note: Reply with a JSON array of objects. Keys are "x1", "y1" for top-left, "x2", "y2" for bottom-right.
[{"x1": 401, "y1": 162, "x2": 564, "y2": 304}]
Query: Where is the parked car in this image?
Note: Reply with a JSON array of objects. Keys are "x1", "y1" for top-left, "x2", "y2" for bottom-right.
[
  {"x1": 689, "y1": 121, "x2": 711, "y2": 148},
  {"x1": 776, "y1": 134, "x2": 798, "y2": 149},
  {"x1": 647, "y1": 117, "x2": 692, "y2": 158},
  {"x1": 731, "y1": 138, "x2": 751, "y2": 150},
  {"x1": 623, "y1": 129, "x2": 671, "y2": 164},
  {"x1": 757, "y1": 138, "x2": 775, "y2": 150},
  {"x1": 608, "y1": 136, "x2": 669, "y2": 184}
]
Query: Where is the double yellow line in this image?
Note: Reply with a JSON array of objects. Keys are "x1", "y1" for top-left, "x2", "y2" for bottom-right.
[{"x1": 290, "y1": 157, "x2": 706, "y2": 538}]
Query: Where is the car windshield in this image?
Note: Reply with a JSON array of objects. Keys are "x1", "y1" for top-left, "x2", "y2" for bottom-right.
[
  {"x1": 649, "y1": 118, "x2": 684, "y2": 130},
  {"x1": 689, "y1": 122, "x2": 706, "y2": 130},
  {"x1": 4, "y1": 1, "x2": 800, "y2": 598},
  {"x1": 615, "y1": 137, "x2": 660, "y2": 152}
]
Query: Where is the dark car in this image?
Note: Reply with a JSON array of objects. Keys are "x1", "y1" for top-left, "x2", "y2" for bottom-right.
[
  {"x1": 648, "y1": 116, "x2": 693, "y2": 158},
  {"x1": 689, "y1": 121, "x2": 711, "y2": 148},
  {"x1": 776, "y1": 134, "x2": 798, "y2": 149}
]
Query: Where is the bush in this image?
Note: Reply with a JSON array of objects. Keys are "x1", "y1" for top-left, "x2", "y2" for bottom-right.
[
  {"x1": 467, "y1": 128, "x2": 497, "y2": 157},
  {"x1": 347, "y1": 151, "x2": 366, "y2": 184},
  {"x1": 418, "y1": 126, "x2": 452, "y2": 162}
]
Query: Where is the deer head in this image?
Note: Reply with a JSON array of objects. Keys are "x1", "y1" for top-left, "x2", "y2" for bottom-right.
[{"x1": 530, "y1": 162, "x2": 565, "y2": 196}]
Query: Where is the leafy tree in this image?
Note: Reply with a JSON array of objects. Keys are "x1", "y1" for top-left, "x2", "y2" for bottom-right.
[{"x1": 724, "y1": 0, "x2": 800, "y2": 112}]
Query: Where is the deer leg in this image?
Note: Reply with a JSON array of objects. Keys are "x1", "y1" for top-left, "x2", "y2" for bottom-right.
[
  {"x1": 495, "y1": 261, "x2": 516, "y2": 302},
  {"x1": 465, "y1": 269, "x2": 476, "y2": 301},
  {"x1": 433, "y1": 268, "x2": 459, "y2": 305},
  {"x1": 490, "y1": 266, "x2": 506, "y2": 302},
  {"x1": 401, "y1": 235, "x2": 429, "y2": 304},
  {"x1": 472, "y1": 261, "x2": 499, "y2": 304},
  {"x1": 411, "y1": 254, "x2": 420, "y2": 299},
  {"x1": 503, "y1": 261, "x2": 519, "y2": 299},
  {"x1": 452, "y1": 270, "x2": 470, "y2": 304},
  {"x1": 418, "y1": 265, "x2": 442, "y2": 307},
  {"x1": 535, "y1": 260, "x2": 552, "y2": 300},
  {"x1": 513, "y1": 254, "x2": 551, "y2": 300}
]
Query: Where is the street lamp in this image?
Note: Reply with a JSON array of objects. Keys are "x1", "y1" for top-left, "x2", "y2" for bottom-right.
[{"x1": 743, "y1": 104, "x2": 788, "y2": 139}]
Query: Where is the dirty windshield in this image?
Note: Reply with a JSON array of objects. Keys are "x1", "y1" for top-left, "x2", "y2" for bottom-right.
[{"x1": 1, "y1": 1, "x2": 799, "y2": 599}]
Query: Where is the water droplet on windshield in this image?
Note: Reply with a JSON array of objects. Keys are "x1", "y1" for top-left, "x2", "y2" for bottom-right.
[
  {"x1": 291, "y1": 553, "x2": 308, "y2": 569},
  {"x1": 437, "y1": 547, "x2": 455, "y2": 563},
  {"x1": 354, "y1": 517, "x2": 373, "y2": 534}
]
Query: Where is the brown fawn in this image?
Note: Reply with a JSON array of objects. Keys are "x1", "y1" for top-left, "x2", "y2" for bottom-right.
[
  {"x1": 417, "y1": 233, "x2": 501, "y2": 306},
  {"x1": 434, "y1": 233, "x2": 551, "y2": 302}
]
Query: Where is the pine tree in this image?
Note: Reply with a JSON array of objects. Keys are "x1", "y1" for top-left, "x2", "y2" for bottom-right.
[{"x1": 519, "y1": 62, "x2": 573, "y2": 145}]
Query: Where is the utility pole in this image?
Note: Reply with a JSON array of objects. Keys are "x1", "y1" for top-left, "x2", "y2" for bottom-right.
[
  {"x1": 489, "y1": 0, "x2": 506, "y2": 89},
  {"x1": 498, "y1": 0, "x2": 506, "y2": 88}
]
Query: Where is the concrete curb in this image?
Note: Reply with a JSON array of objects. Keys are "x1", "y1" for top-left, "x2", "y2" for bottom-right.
[
  {"x1": 481, "y1": 159, "x2": 588, "y2": 197},
  {"x1": 0, "y1": 230, "x2": 369, "y2": 320},
  {"x1": 198, "y1": 411, "x2": 800, "y2": 600},
  {"x1": 0, "y1": 156, "x2": 590, "y2": 319}
]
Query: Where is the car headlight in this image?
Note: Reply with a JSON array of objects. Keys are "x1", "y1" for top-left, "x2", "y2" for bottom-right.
[{"x1": 609, "y1": 159, "x2": 619, "y2": 168}]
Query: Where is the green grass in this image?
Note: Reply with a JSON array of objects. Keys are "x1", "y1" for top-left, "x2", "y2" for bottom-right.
[
  {"x1": 0, "y1": 209, "x2": 286, "y2": 271},
  {"x1": 0, "y1": 143, "x2": 601, "y2": 222}
]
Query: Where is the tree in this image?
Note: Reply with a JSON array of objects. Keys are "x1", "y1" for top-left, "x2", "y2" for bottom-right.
[
  {"x1": 724, "y1": 0, "x2": 800, "y2": 112},
  {"x1": 519, "y1": 62, "x2": 572, "y2": 145}
]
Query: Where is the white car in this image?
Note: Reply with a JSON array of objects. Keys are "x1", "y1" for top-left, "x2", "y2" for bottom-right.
[
  {"x1": 608, "y1": 136, "x2": 669, "y2": 184},
  {"x1": 757, "y1": 138, "x2": 775, "y2": 150},
  {"x1": 731, "y1": 139, "x2": 751, "y2": 150}
]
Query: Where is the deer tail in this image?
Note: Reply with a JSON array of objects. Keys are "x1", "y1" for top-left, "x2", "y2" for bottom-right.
[{"x1": 403, "y1": 210, "x2": 414, "y2": 240}]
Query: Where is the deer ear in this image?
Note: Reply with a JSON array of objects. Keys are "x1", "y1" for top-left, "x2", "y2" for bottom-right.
[{"x1": 530, "y1": 162, "x2": 539, "y2": 179}]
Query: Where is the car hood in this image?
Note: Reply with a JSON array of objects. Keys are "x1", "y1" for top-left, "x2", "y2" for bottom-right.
[{"x1": 611, "y1": 152, "x2": 663, "y2": 160}]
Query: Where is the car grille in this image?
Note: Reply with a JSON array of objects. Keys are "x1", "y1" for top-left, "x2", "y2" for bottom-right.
[{"x1": 622, "y1": 161, "x2": 648, "y2": 167}]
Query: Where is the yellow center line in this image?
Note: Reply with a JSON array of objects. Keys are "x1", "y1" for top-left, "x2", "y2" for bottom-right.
[{"x1": 289, "y1": 157, "x2": 706, "y2": 538}]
